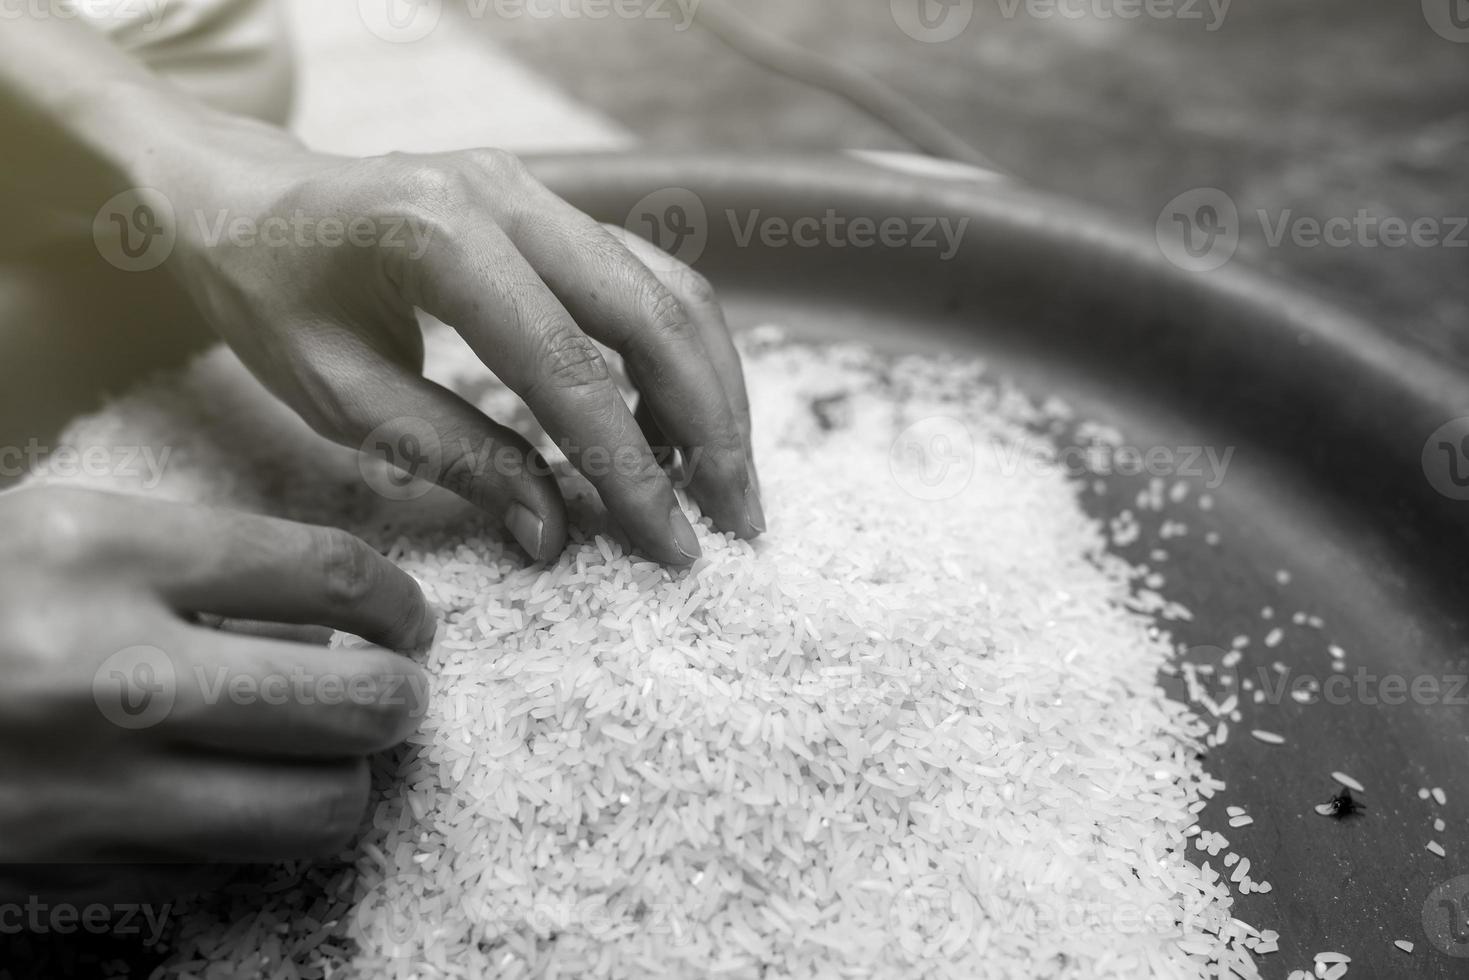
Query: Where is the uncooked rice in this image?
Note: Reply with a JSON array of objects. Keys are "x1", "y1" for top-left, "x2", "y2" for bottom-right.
[{"x1": 32, "y1": 324, "x2": 1266, "y2": 979}]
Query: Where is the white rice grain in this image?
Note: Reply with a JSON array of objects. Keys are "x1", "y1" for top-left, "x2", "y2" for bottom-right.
[{"x1": 38, "y1": 327, "x2": 1266, "y2": 980}]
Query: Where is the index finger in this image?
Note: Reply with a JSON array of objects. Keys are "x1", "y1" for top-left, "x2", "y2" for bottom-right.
[
  {"x1": 397, "y1": 219, "x2": 704, "y2": 566},
  {"x1": 510, "y1": 201, "x2": 761, "y2": 539},
  {"x1": 604, "y1": 225, "x2": 759, "y2": 493},
  {"x1": 55, "y1": 490, "x2": 438, "y2": 654}
]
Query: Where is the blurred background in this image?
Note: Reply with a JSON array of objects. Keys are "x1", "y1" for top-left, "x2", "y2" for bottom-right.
[{"x1": 370, "y1": 0, "x2": 1468, "y2": 365}]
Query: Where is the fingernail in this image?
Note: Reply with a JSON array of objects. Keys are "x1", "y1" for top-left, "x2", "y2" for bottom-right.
[
  {"x1": 744, "y1": 482, "x2": 767, "y2": 534},
  {"x1": 412, "y1": 607, "x2": 439, "y2": 655},
  {"x1": 671, "y1": 507, "x2": 702, "y2": 562},
  {"x1": 505, "y1": 502, "x2": 546, "y2": 560}
]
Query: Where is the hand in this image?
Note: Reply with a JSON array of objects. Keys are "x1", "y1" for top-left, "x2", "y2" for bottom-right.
[
  {"x1": 158, "y1": 133, "x2": 762, "y2": 566},
  {"x1": 0, "y1": 487, "x2": 434, "y2": 902}
]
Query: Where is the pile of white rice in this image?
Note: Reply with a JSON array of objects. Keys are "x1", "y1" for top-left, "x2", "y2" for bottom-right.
[{"x1": 39, "y1": 325, "x2": 1264, "y2": 979}]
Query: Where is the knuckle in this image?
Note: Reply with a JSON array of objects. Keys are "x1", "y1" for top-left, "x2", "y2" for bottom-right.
[
  {"x1": 532, "y1": 327, "x2": 612, "y2": 394},
  {"x1": 436, "y1": 429, "x2": 516, "y2": 504},
  {"x1": 394, "y1": 203, "x2": 454, "y2": 253},
  {"x1": 402, "y1": 163, "x2": 476, "y2": 216},
  {"x1": 642, "y1": 285, "x2": 694, "y2": 346},
  {"x1": 677, "y1": 267, "x2": 718, "y2": 307},
  {"x1": 315, "y1": 528, "x2": 381, "y2": 610},
  {"x1": 704, "y1": 425, "x2": 749, "y2": 463},
  {"x1": 608, "y1": 447, "x2": 670, "y2": 495},
  {"x1": 468, "y1": 147, "x2": 528, "y2": 181},
  {"x1": 7, "y1": 488, "x2": 96, "y2": 567}
]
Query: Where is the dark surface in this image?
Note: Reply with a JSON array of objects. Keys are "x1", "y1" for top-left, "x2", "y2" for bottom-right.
[
  {"x1": 474, "y1": 0, "x2": 1469, "y2": 371},
  {"x1": 529, "y1": 152, "x2": 1469, "y2": 977},
  {"x1": 3, "y1": 150, "x2": 1465, "y2": 976}
]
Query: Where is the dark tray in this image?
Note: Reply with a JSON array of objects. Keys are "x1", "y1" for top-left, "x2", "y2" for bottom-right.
[
  {"x1": 4, "y1": 153, "x2": 1466, "y2": 978},
  {"x1": 532, "y1": 153, "x2": 1469, "y2": 978}
]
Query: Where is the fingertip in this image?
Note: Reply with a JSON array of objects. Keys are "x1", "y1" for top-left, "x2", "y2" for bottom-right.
[
  {"x1": 391, "y1": 661, "x2": 432, "y2": 743},
  {"x1": 387, "y1": 566, "x2": 438, "y2": 655},
  {"x1": 410, "y1": 601, "x2": 439, "y2": 655},
  {"x1": 538, "y1": 512, "x2": 569, "y2": 562},
  {"x1": 364, "y1": 656, "x2": 432, "y2": 752},
  {"x1": 505, "y1": 501, "x2": 548, "y2": 561},
  {"x1": 683, "y1": 445, "x2": 763, "y2": 540},
  {"x1": 669, "y1": 506, "x2": 702, "y2": 565},
  {"x1": 742, "y1": 482, "x2": 767, "y2": 539}
]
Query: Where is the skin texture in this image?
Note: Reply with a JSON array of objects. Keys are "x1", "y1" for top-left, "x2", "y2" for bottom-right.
[
  {"x1": 1, "y1": 12, "x2": 766, "y2": 565},
  {"x1": 162, "y1": 135, "x2": 764, "y2": 565},
  {"x1": 0, "y1": 487, "x2": 435, "y2": 902},
  {"x1": 0, "y1": 10, "x2": 764, "y2": 893}
]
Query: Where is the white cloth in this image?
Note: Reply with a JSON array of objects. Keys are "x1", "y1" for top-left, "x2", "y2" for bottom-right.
[
  {"x1": 286, "y1": 2, "x2": 631, "y2": 155},
  {"x1": 76, "y1": 0, "x2": 630, "y2": 151},
  {"x1": 77, "y1": 0, "x2": 295, "y2": 122}
]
